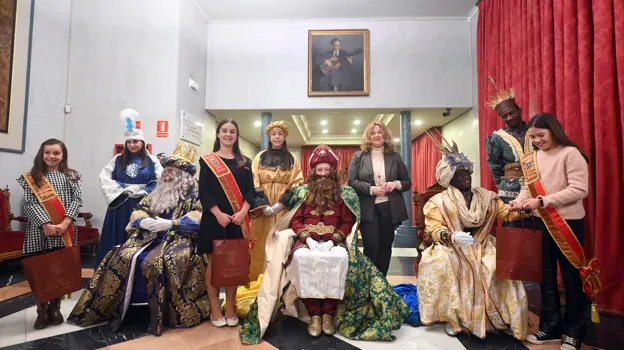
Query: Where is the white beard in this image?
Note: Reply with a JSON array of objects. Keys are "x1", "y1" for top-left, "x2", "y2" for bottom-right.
[{"x1": 149, "y1": 168, "x2": 194, "y2": 215}]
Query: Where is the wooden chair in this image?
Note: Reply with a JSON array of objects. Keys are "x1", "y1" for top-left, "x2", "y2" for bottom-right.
[
  {"x1": 0, "y1": 186, "x2": 100, "y2": 263},
  {"x1": 412, "y1": 182, "x2": 446, "y2": 276}
]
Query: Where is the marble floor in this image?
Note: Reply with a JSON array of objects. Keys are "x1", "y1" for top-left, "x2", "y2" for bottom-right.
[{"x1": 0, "y1": 249, "x2": 620, "y2": 350}]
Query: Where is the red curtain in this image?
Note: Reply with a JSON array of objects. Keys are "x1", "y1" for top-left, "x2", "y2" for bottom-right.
[
  {"x1": 478, "y1": 0, "x2": 624, "y2": 313},
  {"x1": 411, "y1": 128, "x2": 442, "y2": 226},
  {"x1": 300, "y1": 145, "x2": 361, "y2": 184}
]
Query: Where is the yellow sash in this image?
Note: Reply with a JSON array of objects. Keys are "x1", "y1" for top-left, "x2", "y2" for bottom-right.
[
  {"x1": 521, "y1": 152, "x2": 600, "y2": 322},
  {"x1": 23, "y1": 173, "x2": 74, "y2": 248}
]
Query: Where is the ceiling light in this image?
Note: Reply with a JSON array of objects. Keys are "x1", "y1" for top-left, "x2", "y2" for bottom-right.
[
  {"x1": 353, "y1": 120, "x2": 360, "y2": 125},
  {"x1": 414, "y1": 120, "x2": 423, "y2": 126},
  {"x1": 321, "y1": 120, "x2": 327, "y2": 125},
  {"x1": 195, "y1": 122, "x2": 202, "y2": 126},
  {"x1": 254, "y1": 121, "x2": 261, "y2": 127},
  {"x1": 393, "y1": 138, "x2": 400, "y2": 143},
  {"x1": 351, "y1": 129, "x2": 357, "y2": 134},
  {"x1": 322, "y1": 129, "x2": 328, "y2": 134}
]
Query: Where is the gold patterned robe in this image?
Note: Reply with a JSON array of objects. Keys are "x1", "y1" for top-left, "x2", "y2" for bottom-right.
[
  {"x1": 249, "y1": 150, "x2": 303, "y2": 281},
  {"x1": 417, "y1": 187, "x2": 528, "y2": 340},
  {"x1": 68, "y1": 182, "x2": 209, "y2": 335}
]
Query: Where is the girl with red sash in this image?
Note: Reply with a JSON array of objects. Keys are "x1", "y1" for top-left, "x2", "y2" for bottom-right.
[
  {"x1": 510, "y1": 113, "x2": 598, "y2": 350},
  {"x1": 17, "y1": 139, "x2": 83, "y2": 330},
  {"x1": 198, "y1": 119, "x2": 255, "y2": 328}
]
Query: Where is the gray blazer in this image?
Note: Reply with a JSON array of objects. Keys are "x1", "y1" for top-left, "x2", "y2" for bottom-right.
[{"x1": 348, "y1": 151, "x2": 412, "y2": 224}]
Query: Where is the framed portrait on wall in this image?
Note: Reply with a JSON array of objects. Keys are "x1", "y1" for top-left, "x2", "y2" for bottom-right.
[
  {"x1": 308, "y1": 29, "x2": 369, "y2": 97},
  {"x1": 0, "y1": 0, "x2": 34, "y2": 153}
]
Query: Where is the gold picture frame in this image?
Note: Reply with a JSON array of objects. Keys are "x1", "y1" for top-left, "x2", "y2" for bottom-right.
[
  {"x1": 308, "y1": 29, "x2": 369, "y2": 97},
  {"x1": 0, "y1": 0, "x2": 34, "y2": 153}
]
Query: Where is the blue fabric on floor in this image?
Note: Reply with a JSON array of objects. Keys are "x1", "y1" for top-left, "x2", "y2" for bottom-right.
[{"x1": 392, "y1": 283, "x2": 421, "y2": 327}]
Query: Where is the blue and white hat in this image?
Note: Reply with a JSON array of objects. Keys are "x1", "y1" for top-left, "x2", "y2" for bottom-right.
[{"x1": 119, "y1": 108, "x2": 145, "y2": 141}]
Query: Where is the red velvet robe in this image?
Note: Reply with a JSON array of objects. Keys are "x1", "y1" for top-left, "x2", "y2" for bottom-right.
[{"x1": 291, "y1": 198, "x2": 355, "y2": 250}]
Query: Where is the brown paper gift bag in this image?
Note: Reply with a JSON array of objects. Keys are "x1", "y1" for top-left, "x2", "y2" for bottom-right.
[
  {"x1": 496, "y1": 216, "x2": 543, "y2": 283},
  {"x1": 21, "y1": 245, "x2": 82, "y2": 302},
  {"x1": 211, "y1": 228, "x2": 250, "y2": 288}
]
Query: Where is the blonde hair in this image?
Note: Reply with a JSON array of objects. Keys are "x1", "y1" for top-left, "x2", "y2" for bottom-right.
[{"x1": 360, "y1": 121, "x2": 394, "y2": 152}]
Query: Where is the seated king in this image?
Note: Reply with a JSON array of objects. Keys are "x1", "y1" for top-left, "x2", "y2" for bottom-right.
[
  {"x1": 68, "y1": 142, "x2": 210, "y2": 335},
  {"x1": 240, "y1": 145, "x2": 411, "y2": 344},
  {"x1": 417, "y1": 134, "x2": 528, "y2": 340},
  {"x1": 286, "y1": 144, "x2": 355, "y2": 336}
]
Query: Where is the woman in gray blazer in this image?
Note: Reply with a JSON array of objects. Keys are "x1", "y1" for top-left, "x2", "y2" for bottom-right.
[{"x1": 348, "y1": 122, "x2": 412, "y2": 276}]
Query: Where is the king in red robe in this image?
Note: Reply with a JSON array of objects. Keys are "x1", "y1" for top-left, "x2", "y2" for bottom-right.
[{"x1": 286, "y1": 145, "x2": 355, "y2": 337}]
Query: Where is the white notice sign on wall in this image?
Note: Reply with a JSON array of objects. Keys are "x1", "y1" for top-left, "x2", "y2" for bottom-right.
[{"x1": 180, "y1": 111, "x2": 203, "y2": 146}]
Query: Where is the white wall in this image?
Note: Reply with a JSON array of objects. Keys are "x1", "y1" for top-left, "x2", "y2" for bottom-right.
[
  {"x1": 63, "y1": 0, "x2": 182, "y2": 229},
  {"x1": 205, "y1": 19, "x2": 473, "y2": 110},
  {"x1": 0, "y1": 0, "x2": 72, "y2": 226},
  {"x1": 441, "y1": 10, "x2": 480, "y2": 187}
]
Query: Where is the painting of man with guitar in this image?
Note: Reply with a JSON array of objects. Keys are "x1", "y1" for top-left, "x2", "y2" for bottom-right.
[{"x1": 308, "y1": 29, "x2": 369, "y2": 96}]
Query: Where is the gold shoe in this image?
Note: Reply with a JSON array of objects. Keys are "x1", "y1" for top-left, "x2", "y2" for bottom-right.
[
  {"x1": 307, "y1": 316, "x2": 322, "y2": 337},
  {"x1": 322, "y1": 314, "x2": 335, "y2": 335}
]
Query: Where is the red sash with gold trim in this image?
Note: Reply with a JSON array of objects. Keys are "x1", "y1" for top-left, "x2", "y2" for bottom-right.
[
  {"x1": 521, "y1": 152, "x2": 601, "y2": 322},
  {"x1": 201, "y1": 153, "x2": 253, "y2": 248},
  {"x1": 23, "y1": 173, "x2": 74, "y2": 247}
]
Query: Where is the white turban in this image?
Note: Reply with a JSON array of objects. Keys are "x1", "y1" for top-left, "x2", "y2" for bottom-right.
[{"x1": 435, "y1": 153, "x2": 473, "y2": 188}]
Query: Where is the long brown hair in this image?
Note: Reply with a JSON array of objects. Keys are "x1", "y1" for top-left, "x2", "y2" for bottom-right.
[
  {"x1": 360, "y1": 121, "x2": 395, "y2": 153},
  {"x1": 306, "y1": 169, "x2": 341, "y2": 213},
  {"x1": 268, "y1": 140, "x2": 293, "y2": 170},
  {"x1": 119, "y1": 140, "x2": 148, "y2": 170},
  {"x1": 528, "y1": 113, "x2": 589, "y2": 162},
  {"x1": 31, "y1": 139, "x2": 80, "y2": 186},
  {"x1": 213, "y1": 119, "x2": 247, "y2": 168}
]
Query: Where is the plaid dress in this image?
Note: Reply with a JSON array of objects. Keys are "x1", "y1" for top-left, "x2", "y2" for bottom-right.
[{"x1": 17, "y1": 171, "x2": 82, "y2": 254}]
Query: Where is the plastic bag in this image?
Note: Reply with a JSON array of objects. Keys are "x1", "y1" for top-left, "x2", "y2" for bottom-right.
[{"x1": 221, "y1": 274, "x2": 264, "y2": 318}]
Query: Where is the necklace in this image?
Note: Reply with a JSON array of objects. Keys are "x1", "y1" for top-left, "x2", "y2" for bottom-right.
[{"x1": 374, "y1": 152, "x2": 384, "y2": 185}]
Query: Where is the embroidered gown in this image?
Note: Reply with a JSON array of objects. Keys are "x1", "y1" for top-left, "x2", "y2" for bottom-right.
[
  {"x1": 17, "y1": 172, "x2": 82, "y2": 254},
  {"x1": 68, "y1": 181, "x2": 209, "y2": 335},
  {"x1": 97, "y1": 154, "x2": 162, "y2": 263},
  {"x1": 417, "y1": 187, "x2": 528, "y2": 340},
  {"x1": 249, "y1": 149, "x2": 303, "y2": 280}
]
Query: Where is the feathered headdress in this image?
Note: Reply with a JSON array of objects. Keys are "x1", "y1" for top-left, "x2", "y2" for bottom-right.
[
  {"x1": 485, "y1": 77, "x2": 517, "y2": 111},
  {"x1": 119, "y1": 108, "x2": 144, "y2": 141},
  {"x1": 426, "y1": 129, "x2": 472, "y2": 187}
]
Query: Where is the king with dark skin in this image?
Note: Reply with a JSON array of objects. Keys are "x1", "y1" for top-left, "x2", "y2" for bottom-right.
[{"x1": 450, "y1": 169, "x2": 473, "y2": 208}]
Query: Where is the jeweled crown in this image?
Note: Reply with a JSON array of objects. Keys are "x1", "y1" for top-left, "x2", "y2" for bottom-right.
[{"x1": 173, "y1": 142, "x2": 197, "y2": 163}]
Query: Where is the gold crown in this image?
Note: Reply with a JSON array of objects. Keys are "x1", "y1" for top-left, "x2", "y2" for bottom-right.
[
  {"x1": 172, "y1": 141, "x2": 197, "y2": 163},
  {"x1": 265, "y1": 121, "x2": 289, "y2": 137},
  {"x1": 485, "y1": 77, "x2": 516, "y2": 109}
]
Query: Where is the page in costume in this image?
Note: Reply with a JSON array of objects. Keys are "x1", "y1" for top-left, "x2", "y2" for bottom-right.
[
  {"x1": 97, "y1": 109, "x2": 163, "y2": 264},
  {"x1": 248, "y1": 122, "x2": 304, "y2": 281}
]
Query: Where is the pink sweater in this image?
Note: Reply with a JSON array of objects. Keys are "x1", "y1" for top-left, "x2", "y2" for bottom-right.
[{"x1": 515, "y1": 146, "x2": 588, "y2": 219}]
